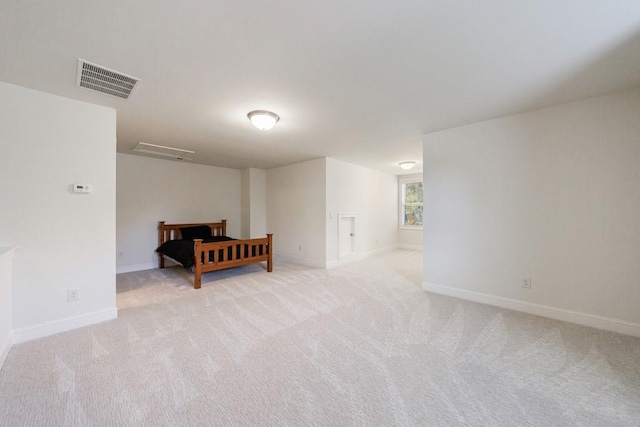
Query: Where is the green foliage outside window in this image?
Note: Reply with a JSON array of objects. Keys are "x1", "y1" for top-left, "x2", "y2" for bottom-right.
[{"x1": 402, "y1": 181, "x2": 423, "y2": 226}]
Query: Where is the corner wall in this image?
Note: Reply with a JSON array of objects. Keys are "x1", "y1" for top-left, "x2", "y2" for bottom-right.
[
  {"x1": 0, "y1": 82, "x2": 117, "y2": 341},
  {"x1": 422, "y1": 88, "x2": 640, "y2": 336},
  {"x1": 116, "y1": 153, "x2": 241, "y2": 272},
  {"x1": 0, "y1": 248, "x2": 16, "y2": 368},
  {"x1": 241, "y1": 169, "x2": 251, "y2": 239},
  {"x1": 241, "y1": 168, "x2": 267, "y2": 239},
  {"x1": 249, "y1": 169, "x2": 267, "y2": 238},
  {"x1": 266, "y1": 158, "x2": 327, "y2": 267},
  {"x1": 326, "y1": 158, "x2": 398, "y2": 265}
]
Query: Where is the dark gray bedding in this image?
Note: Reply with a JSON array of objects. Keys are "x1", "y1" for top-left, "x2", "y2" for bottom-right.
[{"x1": 156, "y1": 236, "x2": 235, "y2": 268}]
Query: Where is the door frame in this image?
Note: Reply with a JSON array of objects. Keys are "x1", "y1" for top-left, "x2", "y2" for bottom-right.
[{"x1": 338, "y1": 213, "x2": 357, "y2": 260}]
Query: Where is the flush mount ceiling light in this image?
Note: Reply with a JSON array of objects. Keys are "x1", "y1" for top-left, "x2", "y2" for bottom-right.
[
  {"x1": 399, "y1": 161, "x2": 416, "y2": 170},
  {"x1": 247, "y1": 110, "x2": 280, "y2": 130},
  {"x1": 133, "y1": 142, "x2": 194, "y2": 161}
]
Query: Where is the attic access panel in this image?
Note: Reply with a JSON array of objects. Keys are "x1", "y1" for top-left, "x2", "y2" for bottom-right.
[{"x1": 133, "y1": 142, "x2": 195, "y2": 161}]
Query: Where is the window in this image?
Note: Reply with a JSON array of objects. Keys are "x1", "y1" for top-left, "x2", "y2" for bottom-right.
[{"x1": 400, "y1": 179, "x2": 423, "y2": 228}]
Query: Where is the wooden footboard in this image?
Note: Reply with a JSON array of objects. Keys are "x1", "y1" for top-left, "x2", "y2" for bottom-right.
[{"x1": 193, "y1": 234, "x2": 273, "y2": 289}]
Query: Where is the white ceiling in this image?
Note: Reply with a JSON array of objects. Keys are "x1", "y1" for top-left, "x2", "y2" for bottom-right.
[{"x1": 2, "y1": 1, "x2": 640, "y2": 175}]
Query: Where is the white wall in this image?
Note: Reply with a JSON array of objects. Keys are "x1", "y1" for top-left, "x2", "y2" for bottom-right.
[
  {"x1": 249, "y1": 169, "x2": 267, "y2": 238},
  {"x1": 0, "y1": 82, "x2": 117, "y2": 340},
  {"x1": 398, "y1": 229, "x2": 423, "y2": 249},
  {"x1": 326, "y1": 158, "x2": 398, "y2": 265},
  {"x1": 116, "y1": 153, "x2": 241, "y2": 272},
  {"x1": 398, "y1": 173, "x2": 423, "y2": 250},
  {"x1": 266, "y1": 158, "x2": 327, "y2": 267},
  {"x1": 422, "y1": 88, "x2": 640, "y2": 335},
  {"x1": 241, "y1": 169, "x2": 251, "y2": 239},
  {"x1": 0, "y1": 247, "x2": 16, "y2": 368},
  {"x1": 241, "y1": 168, "x2": 267, "y2": 239}
]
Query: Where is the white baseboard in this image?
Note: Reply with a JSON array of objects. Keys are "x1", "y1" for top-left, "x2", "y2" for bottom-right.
[
  {"x1": 116, "y1": 262, "x2": 155, "y2": 274},
  {"x1": 423, "y1": 282, "x2": 640, "y2": 338},
  {"x1": 397, "y1": 244, "x2": 422, "y2": 251},
  {"x1": 12, "y1": 307, "x2": 118, "y2": 344},
  {"x1": 277, "y1": 245, "x2": 406, "y2": 270},
  {"x1": 274, "y1": 253, "x2": 326, "y2": 269},
  {"x1": 0, "y1": 333, "x2": 14, "y2": 371},
  {"x1": 326, "y1": 245, "x2": 399, "y2": 269}
]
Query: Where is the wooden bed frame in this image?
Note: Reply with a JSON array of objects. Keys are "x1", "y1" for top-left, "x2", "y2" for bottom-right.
[{"x1": 158, "y1": 220, "x2": 273, "y2": 289}]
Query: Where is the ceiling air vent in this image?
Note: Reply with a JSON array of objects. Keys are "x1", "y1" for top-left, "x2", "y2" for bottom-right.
[{"x1": 76, "y1": 59, "x2": 140, "y2": 100}]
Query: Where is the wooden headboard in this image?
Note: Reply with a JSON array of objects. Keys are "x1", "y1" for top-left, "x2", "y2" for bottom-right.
[{"x1": 158, "y1": 219, "x2": 227, "y2": 245}]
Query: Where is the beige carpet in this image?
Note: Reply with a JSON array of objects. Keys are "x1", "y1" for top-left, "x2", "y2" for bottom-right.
[{"x1": 1, "y1": 249, "x2": 639, "y2": 426}]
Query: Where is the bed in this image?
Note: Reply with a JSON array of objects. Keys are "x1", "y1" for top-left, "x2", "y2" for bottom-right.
[{"x1": 156, "y1": 220, "x2": 273, "y2": 289}]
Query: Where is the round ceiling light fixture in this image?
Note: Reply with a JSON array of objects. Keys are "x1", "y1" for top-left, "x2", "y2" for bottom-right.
[
  {"x1": 398, "y1": 161, "x2": 416, "y2": 170},
  {"x1": 247, "y1": 110, "x2": 280, "y2": 130}
]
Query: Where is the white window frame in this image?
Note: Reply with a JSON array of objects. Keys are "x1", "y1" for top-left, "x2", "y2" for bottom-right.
[{"x1": 399, "y1": 175, "x2": 423, "y2": 230}]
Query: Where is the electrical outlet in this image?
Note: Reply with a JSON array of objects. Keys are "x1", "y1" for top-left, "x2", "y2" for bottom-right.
[
  {"x1": 522, "y1": 278, "x2": 532, "y2": 289},
  {"x1": 67, "y1": 289, "x2": 79, "y2": 302}
]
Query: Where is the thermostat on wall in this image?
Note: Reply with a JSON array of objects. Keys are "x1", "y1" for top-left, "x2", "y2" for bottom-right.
[{"x1": 73, "y1": 183, "x2": 92, "y2": 193}]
